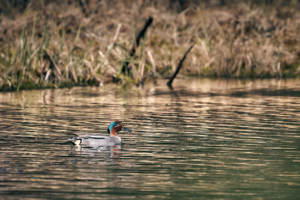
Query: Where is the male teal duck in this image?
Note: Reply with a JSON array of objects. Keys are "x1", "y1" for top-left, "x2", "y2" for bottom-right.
[{"x1": 69, "y1": 120, "x2": 132, "y2": 146}]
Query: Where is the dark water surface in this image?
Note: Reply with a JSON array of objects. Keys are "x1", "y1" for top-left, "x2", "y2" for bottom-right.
[{"x1": 0, "y1": 79, "x2": 300, "y2": 199}]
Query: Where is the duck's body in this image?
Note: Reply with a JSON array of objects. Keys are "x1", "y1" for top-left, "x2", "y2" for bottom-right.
[
  {"x1": 69, "y1": 134, "x2": 122, "y2": 146},
  {"x1": 69, "y1": 120, "x2": 131, "y2": 147}
]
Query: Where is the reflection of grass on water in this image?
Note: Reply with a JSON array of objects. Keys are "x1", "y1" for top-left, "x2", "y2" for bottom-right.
[{"x1": 0, "y1": 0, "x2": 300, "y2": 91}]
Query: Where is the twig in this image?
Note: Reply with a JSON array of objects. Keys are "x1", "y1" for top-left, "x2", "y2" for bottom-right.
[
  {"x1": 122, "y1": 16, "x2": 153, "y2": 74},
  {"x1": 167, "y1": 44, "x2": 195, "y2": 88}
]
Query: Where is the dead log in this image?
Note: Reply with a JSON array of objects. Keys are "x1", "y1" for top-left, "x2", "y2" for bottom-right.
[
  {"x1": 167, "y1": 43, "x2": 195, "y2": 88},
  {"x1": 121, "y1": 16, "x2": 153, "y2": 75}
]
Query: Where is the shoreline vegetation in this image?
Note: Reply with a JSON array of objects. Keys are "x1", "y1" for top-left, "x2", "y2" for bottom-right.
[{"x1": 0, "y1": 0, "x2": 300, "y2": 91}]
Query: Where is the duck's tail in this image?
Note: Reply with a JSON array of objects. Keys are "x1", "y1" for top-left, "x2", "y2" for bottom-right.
[{"x1": 67, "y1": 137, "x2": 82, "y2": 145}]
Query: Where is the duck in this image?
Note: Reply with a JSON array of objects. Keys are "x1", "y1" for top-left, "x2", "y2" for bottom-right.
[{"x1": 68, "y1": 120, "x2": 132, "y2": 147}]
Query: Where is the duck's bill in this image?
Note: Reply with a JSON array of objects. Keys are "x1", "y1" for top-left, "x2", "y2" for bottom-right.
[{"x1": 123, "y1": 127, "x2": 132, "y2": 132}]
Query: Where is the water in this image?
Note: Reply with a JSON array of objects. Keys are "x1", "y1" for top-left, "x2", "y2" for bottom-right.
[{"x1": 0, "y1": 79, "x2": 299, "y2": 199}]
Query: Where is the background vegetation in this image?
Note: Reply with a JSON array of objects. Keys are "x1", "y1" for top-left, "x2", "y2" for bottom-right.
[{"x1": 0, "y1": 0, "x2": 300, "y2": 91}]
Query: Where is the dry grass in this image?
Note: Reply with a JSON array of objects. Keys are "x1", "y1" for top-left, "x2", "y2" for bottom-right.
[{"x1": 0, "y1": 0, "x2": 300, "y2": 91}]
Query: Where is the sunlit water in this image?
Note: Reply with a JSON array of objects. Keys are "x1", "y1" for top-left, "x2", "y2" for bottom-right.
[{"x1": 0, "y1": 79, "x2": 300, "y2": 200}]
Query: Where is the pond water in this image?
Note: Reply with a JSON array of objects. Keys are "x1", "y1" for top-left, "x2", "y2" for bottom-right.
[{"x1": 0, "y1": 79, "x2": 300, "y2": 199}]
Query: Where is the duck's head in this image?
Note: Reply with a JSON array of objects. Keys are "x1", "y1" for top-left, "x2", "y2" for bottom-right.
[{"x1": 107, "y1": 120, "x2": 132, "y2": 136}]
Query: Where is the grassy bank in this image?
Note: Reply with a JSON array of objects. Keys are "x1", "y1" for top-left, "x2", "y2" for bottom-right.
[{"x1": 0, "y1": 0, "x2": 300, "y2": 91}]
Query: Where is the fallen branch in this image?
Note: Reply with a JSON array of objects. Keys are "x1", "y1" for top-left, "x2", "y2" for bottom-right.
[
  {"x1": 121, "y1": 16, "x2": 153, "y2": 74},
  {"x1": 167, "y1": 43, "x2": 195, "y2": 88}
]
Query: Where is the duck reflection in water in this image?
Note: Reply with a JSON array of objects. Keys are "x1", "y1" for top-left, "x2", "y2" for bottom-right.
[{"x1": 70, "y1": 145, "x2": 122, "y2": 159}]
